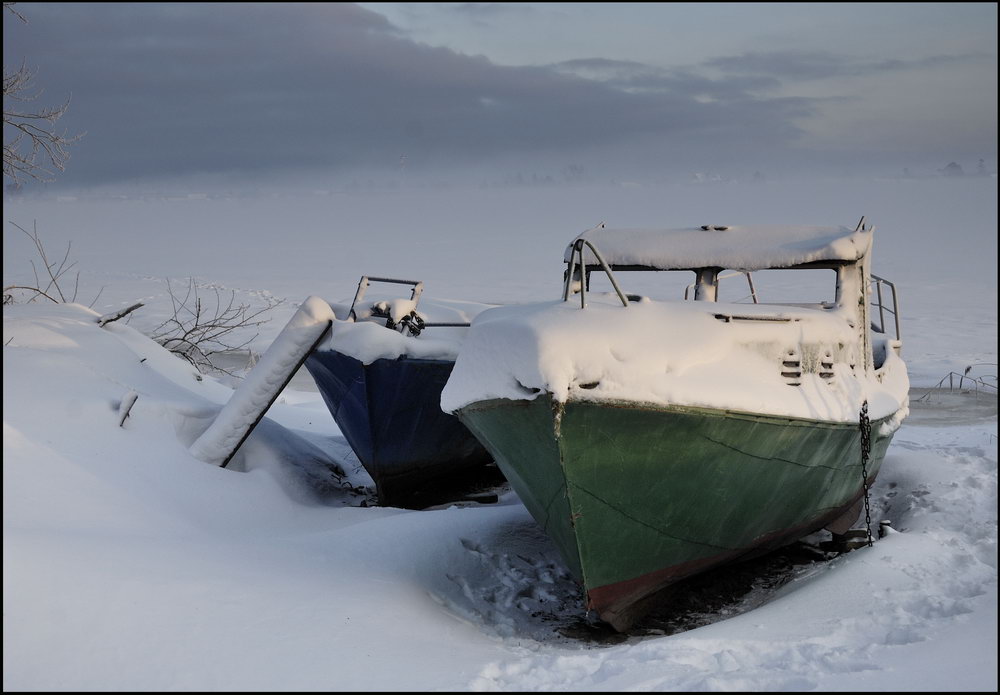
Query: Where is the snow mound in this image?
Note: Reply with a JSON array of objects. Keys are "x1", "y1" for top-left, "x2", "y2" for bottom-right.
[{"x1": 3, "y1": 301, "x2": 360, "y2": 509}]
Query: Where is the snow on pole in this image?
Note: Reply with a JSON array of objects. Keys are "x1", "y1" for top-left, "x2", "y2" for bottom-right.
[
  {"x1": 118, "y1": 390, "x2": 139, "y2": 427},
  {"x1": 189, "y1": 296, "x2": 335, "y2": 468},
  {"x1": 97, "y1": 302, "x2": 144, "y2": 327}
]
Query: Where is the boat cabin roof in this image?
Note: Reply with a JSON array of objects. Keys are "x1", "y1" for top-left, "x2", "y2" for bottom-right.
[{"x1": 566, "y1": 224, "x2": 873, "y2": 271}]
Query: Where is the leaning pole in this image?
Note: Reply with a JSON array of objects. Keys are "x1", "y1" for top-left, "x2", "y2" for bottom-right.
[{"x1": 189, "y1": 295, "x2": 334, "y2": 468}]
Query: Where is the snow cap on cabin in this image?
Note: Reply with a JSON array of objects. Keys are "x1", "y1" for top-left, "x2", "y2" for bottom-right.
[{"x1": 565, "y1": 223, "x2": 874, "y2": 271}]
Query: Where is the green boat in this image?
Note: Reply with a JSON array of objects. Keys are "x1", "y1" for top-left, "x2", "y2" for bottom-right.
[{"x1": 442, "y1": 220, "x2": 909, "y2": 630}]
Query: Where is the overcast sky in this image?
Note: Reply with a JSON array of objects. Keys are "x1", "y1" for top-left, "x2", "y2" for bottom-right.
[{"x1": 3, "y1": 2, "x2": 996, "y2": 187}]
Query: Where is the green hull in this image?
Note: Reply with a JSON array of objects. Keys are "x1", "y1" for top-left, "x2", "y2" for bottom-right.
[{"x1": 457, "y1": 395, "x2": 895, "y2": 630}]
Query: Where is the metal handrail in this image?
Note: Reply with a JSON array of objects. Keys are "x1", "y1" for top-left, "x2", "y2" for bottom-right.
[
  {"x1": 870, "y1": 274, "x2": 900, "y2": 340},
  {"x1": 563, "y1": 238, "x2": 629, "y2": 308},
  {"x1": 348, "y1": 276, "x2": 424, "y2": 322}
]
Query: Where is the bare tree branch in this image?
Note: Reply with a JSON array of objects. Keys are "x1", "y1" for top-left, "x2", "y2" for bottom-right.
[
  {"x1": 3, "y1": 3, "x2": 83, "y2": 184},
  {"x1": 2, "y1": 284, "x2": 59, "y2": 304},
  {"x1": 3, "y1": 3, "x2": 26, "y2": 23}
]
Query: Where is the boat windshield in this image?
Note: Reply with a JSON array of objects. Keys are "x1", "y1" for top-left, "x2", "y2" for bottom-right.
[
  {"x1": 582, "y1": 265, "x2": 840, "y2": 308},
  {"x1": 585, "y1": 268, "x2": 697, "y2": 302},
  {"x1": 715, "y1": 267, "x2": 838, "y2": 307}
]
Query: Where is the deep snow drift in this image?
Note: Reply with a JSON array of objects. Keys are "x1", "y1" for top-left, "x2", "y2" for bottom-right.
[{"x1": 3, "y1": 177, "x2": 996, "y2": 691}]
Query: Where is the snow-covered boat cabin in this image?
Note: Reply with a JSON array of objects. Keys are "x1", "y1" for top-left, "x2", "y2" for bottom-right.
[{"x1": 564, "y1": 220, "x2": 902, "y2": 374}]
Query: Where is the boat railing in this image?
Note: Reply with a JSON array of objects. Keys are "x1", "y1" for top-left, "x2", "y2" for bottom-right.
[
  {"x1": 563, "y1": 238, "x2": 630, "y2": 309},
  {"x1": 346, "y1": 276, "x2": 478, "y2": 337},
  {"x1": 870, "y1": 274, "x2": 900, "y2": 341},
  {"x1": 348, "y1": 276, "x2": 424, "y2": 322}
]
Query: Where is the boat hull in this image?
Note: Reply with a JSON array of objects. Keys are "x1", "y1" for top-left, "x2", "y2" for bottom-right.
[
  {"x1": 305, "y1": 350, "x2": 496, "y2": 508},
  {"x1": 457, "y1": 395, "x2": 897, "y2": 630}
]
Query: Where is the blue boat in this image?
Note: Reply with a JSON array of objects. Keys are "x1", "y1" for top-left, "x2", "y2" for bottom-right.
[{"x1": 303, "y1": 277, "x2": 501, "y2": 509}]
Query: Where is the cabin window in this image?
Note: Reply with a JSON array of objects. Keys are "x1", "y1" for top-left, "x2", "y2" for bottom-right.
[
  {"x1": 585, "y1": 269, "x2": 698, "y2": 302},
  {"x1": 715, "y1": 268, "x2": 838, "y2": 307}
]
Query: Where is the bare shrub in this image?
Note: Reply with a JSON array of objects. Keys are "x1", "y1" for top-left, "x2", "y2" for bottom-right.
[
  {"x1": 150, "y1": 278, "x2": 282, "y2": 376},
  {"x1": 3, "y1": 218, "x2": 280, "y2": 380},
  {"x1": 3, "y1": 220, "x2": 102, "y2": 306}
]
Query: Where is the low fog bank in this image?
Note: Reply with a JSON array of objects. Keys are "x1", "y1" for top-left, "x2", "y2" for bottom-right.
[
  {"x1": 5, "y1": 153, "x2": 997, "y2": 200},
  {"x1": 3, "y1": 173, "x2": 996, "y2": 386}
]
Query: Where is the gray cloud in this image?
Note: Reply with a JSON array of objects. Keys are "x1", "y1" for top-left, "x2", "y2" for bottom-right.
[
  {"x1": 705, "y1": 50, "x2": 990, "y2": 81},
  {"x1": 550, "y1": 58, "x2": 782, "y2": 100},
  {"x1": 4, "y1": 3, "x2": 986, "y2": 187},
  {"x1": 386, "y1": 1, "x2": 535, "y2": 31},
  {"x1": 447, "y1": 3, "x2": 536, "y2": 19}
]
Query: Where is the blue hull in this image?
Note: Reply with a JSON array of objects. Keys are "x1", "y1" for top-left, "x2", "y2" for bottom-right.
[{"x1": 304, "y1": 350, "x2": 497, "y2": 508}]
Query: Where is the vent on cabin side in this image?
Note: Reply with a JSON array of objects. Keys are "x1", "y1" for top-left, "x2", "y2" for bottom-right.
[
  {"x1": 781, "y1": 350, "x2": 802, "y2": 386},
  {"x1": 819, "y1": 352, "x2": 835, "y2": 382}
]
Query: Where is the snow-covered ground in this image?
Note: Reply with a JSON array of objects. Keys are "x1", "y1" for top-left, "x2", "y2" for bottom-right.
[{"x1": 3, "y1": 176, "x2": 996, "y2": 690}]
